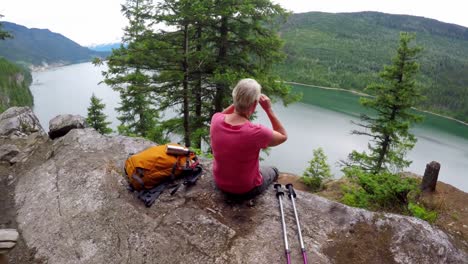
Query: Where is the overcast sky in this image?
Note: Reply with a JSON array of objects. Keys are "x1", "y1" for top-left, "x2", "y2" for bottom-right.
[{"x1": 1, "y1": 0, "x2": 467, "y2": 46}]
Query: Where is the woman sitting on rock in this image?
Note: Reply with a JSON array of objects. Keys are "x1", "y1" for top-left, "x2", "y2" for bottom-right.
[{"x1": 210, "y1": 78, "x2": 288, "y2": 199}]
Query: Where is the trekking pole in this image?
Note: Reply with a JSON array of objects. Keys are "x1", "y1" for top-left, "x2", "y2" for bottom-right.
[
  {"x1": 274, "y1": 183, "x2": 291, "y2": 264},
  {"x1": 286, "y1": 183, "x2": 308, "y2": 264}
]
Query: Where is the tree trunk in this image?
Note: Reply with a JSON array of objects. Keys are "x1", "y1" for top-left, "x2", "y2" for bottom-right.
[
  {"x1": 214, "y1": 16, "x2": 228, "y2": 114},
  {"x1": 374, "y1": 107, "x2": 397, "y2": 174},
  {"x1": 374, "y1": 135, "x2": 390, "y2": 174},
  {"x1": 193, "y1": 25, "x2": 203, "y2": 149},
  {"x1": 182, "y1": 24, "x2": 191, "y2": 147},
  {"x1": 420, "y1": 161, "x2": 441, "y2": 192}
]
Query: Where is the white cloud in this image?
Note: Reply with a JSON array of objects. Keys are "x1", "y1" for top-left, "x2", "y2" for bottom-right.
[
  {"x1": 1, "y1": 0, "x2": 126, "y2": 46},
  {"x1": 1, "y1": 0, "x2": 467, "y2": 46}
]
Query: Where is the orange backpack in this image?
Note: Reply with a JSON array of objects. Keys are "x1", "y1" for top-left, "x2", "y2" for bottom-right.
[{"x1": 124, "y1": 143, "x2": 198, "y2": 190}]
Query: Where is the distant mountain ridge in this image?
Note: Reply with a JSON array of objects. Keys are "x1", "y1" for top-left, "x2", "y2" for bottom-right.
[
  {"x1": 0, "y1": 22, "x2": 108, "y2": 66},
  {"x1": 88, "y1": 43, "x2": 121, "y2": 52},
  {"x1": 276, "y1": 11, "x2": 468, "y2": 121},
  {"x1": 351, "y1": 11, "x2": 468, "y2": 40}
]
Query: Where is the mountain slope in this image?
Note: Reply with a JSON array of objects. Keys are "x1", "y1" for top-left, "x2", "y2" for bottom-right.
[
  {"x1": 276, "y1": 12, "x2": 468, "y2": 122},
  {"x1": 0, "y1": 22, "x2": 108, "y2": 66},
  {"x1": 0, "y1": 57, "x2": 33, "y2": 112}
]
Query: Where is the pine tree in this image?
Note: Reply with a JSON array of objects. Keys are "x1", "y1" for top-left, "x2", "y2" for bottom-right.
[
  {"x1": 86, "y1": 94, "x2": 112, "y2": 135},
  {"x1": 98, "y1": 0, "x2": 298, "y2": 147},
  {"x1": 209, "y1": 0, "x2": 297, "y2": 114},
  {"x1": 151, "y1": 0, "x2": 298, "y2": 148},
  {"x1": 302, "y1": 148, "x2": 332, "y2": 191},
  {"x1": 98, "y1": 0, "x2": 167, "y2": 142},
  {"x1": 347, "y1": 32, "x2": 424, "y2": 173}
]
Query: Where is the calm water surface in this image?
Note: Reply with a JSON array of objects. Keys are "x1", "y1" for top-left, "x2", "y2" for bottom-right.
[{"x1": 30, "y1": 62, "x2": 468, "y2": 192}]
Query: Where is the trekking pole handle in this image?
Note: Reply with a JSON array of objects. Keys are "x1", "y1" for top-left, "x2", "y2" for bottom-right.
[
  {"x1": 286, "y1": 183, "x2": 296, "y2": 198},
  {"x1": 274, "y1": 183, "x2": 284, "y2": 197}
]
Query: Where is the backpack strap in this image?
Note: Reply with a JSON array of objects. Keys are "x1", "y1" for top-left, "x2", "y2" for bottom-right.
[
  {"x1": 138, "y1": 181, "x2": 169, "y2": 207},
  {"x1": 131, "y1": 167, "x2": 145, "y2": 189},
  {"x1": 184, "y1": 165, "x2": 202, "y2": 186},
  {"x1": 170, "y1": 165, "x2": 203, "y2": 195}
]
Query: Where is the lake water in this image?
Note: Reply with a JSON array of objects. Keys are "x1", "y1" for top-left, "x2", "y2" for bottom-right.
[{"x1": 30, "y1": 62, "x2": 468, "y2": 192}]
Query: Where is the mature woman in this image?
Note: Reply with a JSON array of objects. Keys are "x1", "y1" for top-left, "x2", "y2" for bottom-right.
[{"x1": 210, "y1": 78, "x2": 288, "y2": 199}]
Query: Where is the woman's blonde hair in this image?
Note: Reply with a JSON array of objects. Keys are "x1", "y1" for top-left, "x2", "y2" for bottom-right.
[{"x1": 232, "y1": 78, "x2": 261, "y2": 115}]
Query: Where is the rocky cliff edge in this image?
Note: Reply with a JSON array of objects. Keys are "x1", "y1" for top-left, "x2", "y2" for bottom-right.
[{"x1": 0, "y1": 107, "x2": 467, "y2": 264}]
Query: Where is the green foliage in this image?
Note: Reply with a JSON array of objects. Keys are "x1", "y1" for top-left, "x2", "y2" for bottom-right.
[
  {"x1": 0, "y1": 18, "x2": 31, "y2": 112},
  {"x1": 275, "y1": 12, "x2": 468, "y2": 122},
  {"x1": 408, "y1": 202, "x2": 438, "y2": 223},
  {"x1": 341, "y1": 166, "x2": 418, "y2": 211},
  {"x1": 301, "y1": 148, "x2": 332, "y2": 191},
  {"x1": 86, "y1": 94, "x2": 112, "y2": 135},
  {"x1": 347, "y1": 32, "x2": 423, "y2": 174},
  {"x1": 341, "y1": 167, "x2": 438, "y2": 223},
  {"x1": 0, "y1": 58, "x2": 33, "y2": 112},
  {"x1": 101, "y1": 0, "x2": 167, "y2": 143},
  {"x1": 190, "y1": 147, "x2": 213, "y2": 159},
  {"x1": 101, "y1": 0, "x2": 298, "y2": 147}
]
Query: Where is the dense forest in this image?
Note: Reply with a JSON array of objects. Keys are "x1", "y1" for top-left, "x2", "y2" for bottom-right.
[
  {"x1": 0, "y1": 22, "x2": 108, "y2": 66},
  {"x1": 0, "y1": 57, "x2": 33, "y2": 112},
  {"x1": 0, "y1": 17, "x2": 33, "y2": 112},
  {"x1": 276, "y1": 12, "x2": 468, "y2": 122}
]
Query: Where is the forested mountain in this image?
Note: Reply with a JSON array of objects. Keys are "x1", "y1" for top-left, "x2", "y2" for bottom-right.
[
  {"x1": 0, "y1": 22, "x2": 108, "y2": 66},
  {"x1": 0, "y1": 57, "x2": 33, "y2": 112},
  {"x1": 276, "y1": 12, "x2": 468, "y2": 122}
]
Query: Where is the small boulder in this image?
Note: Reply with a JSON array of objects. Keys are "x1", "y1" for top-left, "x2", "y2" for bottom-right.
[
  {"x1": 0, "y1": 144, "x2": 20, "y2": 164},
  {"x1": 0, "y1": 107, "x2": 45, "y2": 137},
  {"x1": 48, "y1": 114, "x2": 87, "y2": 139},
  {"x1": 0, "y1": 229, "x2": 19, "y2": 254}
]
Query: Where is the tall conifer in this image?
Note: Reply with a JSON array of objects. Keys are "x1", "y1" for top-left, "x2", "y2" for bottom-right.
[
  {"x1": 347, "y1": 32, "x2": 423, "y2": 173},
  {"x1": 86, "y1": 94, "x2": 112, "y2": 135},
  {"x1": 99, "y1": 0, "x2": 166, "y2": 142},
  {"x1": 151, "y1": 0, "x2": 298, "y2": 147},
  {"x1": 100, "y1": 0, "x2": 298, "y2": 147}
]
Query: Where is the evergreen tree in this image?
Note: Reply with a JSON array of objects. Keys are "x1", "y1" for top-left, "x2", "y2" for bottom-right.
[
  {"x1": 209, "y1": 0, "x2": 297, "y2": 114},
  {"x1": 150, "y1": 0, "x2": 298, "y2": 148},
  {"x1": 98, "y1": 0, "x2": 167, "y2": 142},
  {"x1": 86, "y1": 94, "x2": 112, "y2": 134},
  {"x1": 150, "y1": 0, "x2": 208, "y2": 147},
  {"x1": 301, "y1": 148, "x2": 332, "y2": 191},
  {"x1": 347, "y1": 32, "x2": 423, "y2": 173},
  {"x1": 0, "y1": 15, "x2": 13, "y2": 40},
  {"x1": 98, "y1": 0, "x2": 298, "y2": 147}
]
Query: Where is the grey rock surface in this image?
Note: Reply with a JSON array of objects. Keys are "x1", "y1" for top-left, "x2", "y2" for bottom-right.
[
  {"x1": 0, "y1": 145, "x2": 20, "y2": 164},
  {"x1": 7, "y1": 128, "x2": 467, "y2": 264},
  {"x1": 0, "y1": 107, "x2": 45, "y2": 137},
  {"x1": 48, "y1": 114, "x2": 87, "y2": 139}
]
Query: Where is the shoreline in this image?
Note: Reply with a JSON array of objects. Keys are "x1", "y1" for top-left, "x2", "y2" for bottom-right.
[{"x1": 285, "y1": 81, "x2": 468, "y2": 126}]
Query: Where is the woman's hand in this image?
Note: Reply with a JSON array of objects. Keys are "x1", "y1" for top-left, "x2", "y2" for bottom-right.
[{"x1": 259, "y1": 94, "x2": 272, "y2": 112}]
